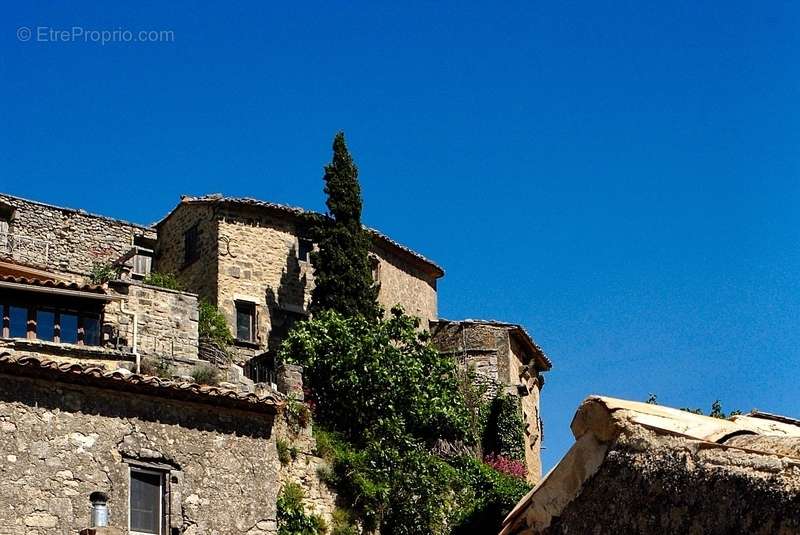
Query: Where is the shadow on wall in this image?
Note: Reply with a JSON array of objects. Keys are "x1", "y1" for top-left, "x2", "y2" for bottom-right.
[{"x1": 266, "y1": 245, "x2": 308, "y2": 358}]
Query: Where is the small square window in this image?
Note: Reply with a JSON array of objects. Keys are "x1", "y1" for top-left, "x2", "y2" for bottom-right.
[
  {"x1": 236, "y1": 301, "x2": 256, "y2": 343},
  {"x1": 297, "y1": 238, "x2": 313, "y2": 263},
  {"x1": 184, "y1": 225, "x2": 200, "y2": 266},
  {"x1": 130, "y1": 467, "x2": 165, "y2": 534},
  {"x1": 8, "y1": 306, "x2": 28, "y2": 339}
]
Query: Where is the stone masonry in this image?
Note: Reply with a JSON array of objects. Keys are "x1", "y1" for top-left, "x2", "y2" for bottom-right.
[
  {"x1": 0, "y1": 193, "x2": 154, "y2": 280},
  {"x1": 156, "y1": 196, "x2": 443, "y2": 366},
  {"x1": 104, "y1": 281, "x2": 200, "y2": 361},
  {"x1": 431, "y1": 320, "x2": 550, "y2": 483},
  {"x1": 0, "y1": 366, "x2": 281, "y2": 535}
]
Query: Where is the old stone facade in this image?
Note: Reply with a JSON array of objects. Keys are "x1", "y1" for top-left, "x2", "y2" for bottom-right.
[
  {"x1": 0, "y1": 352, "x2": 283, "y2": 535},
  {"x1": 0, "y1": 194, "x2": 201, "y2": 371},
  {"x1": 431, "y1": 319, "x2": 551, "y2": 483},
  {"x1": 155, "y1": 196, "x2": 443, "y2": 369},
  {"x1": 0, "y1": 193, "x2": 154, "y2": 281}
]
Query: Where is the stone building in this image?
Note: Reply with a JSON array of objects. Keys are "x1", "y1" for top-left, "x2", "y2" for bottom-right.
[
  {"x1": 0, "y1": 351, "x2": 283, "y2": 534},
  {"x1": 154, "y1": 195, "x2": 444, "y2": 377},
  {"x1": 0, "y1": 194, "x2": 201, "y2": 370},
  {"x1": 431, "y1": 319, "x2": 552, "y2": 483},
  {"x1": 501, "y1": 396, "x2": 800, "y2": 535}
]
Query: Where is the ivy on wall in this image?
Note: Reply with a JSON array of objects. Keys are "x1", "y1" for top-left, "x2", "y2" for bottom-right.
[{"x1": 484, "y1": 393, "x2": 526, "y2": 461}]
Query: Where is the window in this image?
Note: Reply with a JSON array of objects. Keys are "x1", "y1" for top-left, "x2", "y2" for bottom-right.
[
  {"x1": 59, "y1": 312, "x2": 78, "y2": 344},
  {"x1": 132, "y1": 248, "x2": 154, "y2": 279},
  {"x1": 36, "y1": 309, "x2": 56, "y2": 341},
  {"x1": 8, "y1": 306, "x2": 28, "y2": 338},
  {"x1": 184, "y1": 225, "x2": 200, "y2": 266},
  {"x1": 369, "y1": 255, "x2": 381, "y2": 283},
  {"x1": 235, "y1": 301, "x2": 256, "y2": 342},
  {"x1": 129, "y1": 467, "x2": 165, "y2": 535},
  {"x1": 297, "y1": 238, "x2": 313, "y2": 263},
  {"x1": 1, "y1": 304, "x2": 103, "y2": 346}
]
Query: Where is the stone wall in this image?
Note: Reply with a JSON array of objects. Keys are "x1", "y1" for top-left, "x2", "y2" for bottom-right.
[
  {"x1": 216, "y1": 209, "x2": 313, "y2": 364},
  {"x1": 431, "y1": 321, "x2": 545, "y2": 483},
  {"x1": 371, "y1": 240, "x2": 438, "y2": 323},
  {"x1": 154, "y1": 202, "x2": 219, "y2": 303},
  {"x1": 539, "y1": 428, "x2": 800, "y2": 535},
  {"x1": 104, "y1": 281, "x2": 200, "y2": 361},
  {"x1": 509, "y1": 337, "x2": 543, "y2": 483},
  {"x1": 0, "y1": 193, "x2": 153, "y2": 278},
  {"x1": 0, "y1": 372, "x2": 280, "y2": 535}
]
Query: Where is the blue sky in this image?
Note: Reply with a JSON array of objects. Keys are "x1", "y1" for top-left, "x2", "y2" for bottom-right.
[{"x1": 2, "y1": 2, "x2": 798, "y2": 470}]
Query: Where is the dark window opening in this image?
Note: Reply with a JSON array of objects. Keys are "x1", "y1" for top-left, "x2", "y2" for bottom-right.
[
  {"x1": 8, "y1": 305, "x2": 28, "y2": 338},
  {"x1": 235, "y1": 301, "x2": 256, "y2": 342},
  {"x1": 297, "y1": 238, "x2": 313, "y2": 263},
  {"x1": 36, "y1": 309, "x2": 56, "y2": 341},
  {"x1": 130, "y1": 468, "x2": 164, "y2": 534},
  {"x1": 183, "y1": 225, "x2": 200, "y2": 266},
  {"x1": 59, "y1": 312, "x2": 78, "y2": 344},
  {"x1": 1, "y1": 303, "x2": 104, "y2": 346}
]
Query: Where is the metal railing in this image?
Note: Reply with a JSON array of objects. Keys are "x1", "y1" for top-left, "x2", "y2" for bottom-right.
[{"x1": 0, "y1": 231, "x2": 51, "y2": 265}]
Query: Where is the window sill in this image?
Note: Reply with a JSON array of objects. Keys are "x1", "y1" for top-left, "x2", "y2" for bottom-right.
[{"x1": 234, "y1": 339, "x2": 260, "y2": 349}]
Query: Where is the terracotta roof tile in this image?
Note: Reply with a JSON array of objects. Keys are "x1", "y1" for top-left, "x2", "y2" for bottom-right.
[
  {"x1": 0, "y1": 352, "x2": 282, "y2": 414},
  {"x1": 0, "y1": 275, "x2": 107, "y2": 294}
]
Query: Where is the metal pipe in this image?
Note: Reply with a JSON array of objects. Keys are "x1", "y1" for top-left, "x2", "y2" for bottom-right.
[{"x1": 119, "y1": 300, "x2": 139, "y2": 373}]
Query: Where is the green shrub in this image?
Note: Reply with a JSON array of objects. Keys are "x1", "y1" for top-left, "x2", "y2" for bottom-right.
[
  {"x1": 331, "y1": 508, "x2": 358, "y2": 535},
  {"x1": 484, "y1": 393, "x2": 525, "y2": 461},
  {"x1": 277, "y1": 483, "x2": 326, "y2": 535},
  {"x1": 143, "y1": 271, "x2": 183, "y2": 291},
  {"x1": 89, "y1": 263, "x2": 119, "y2": 284},
  {"x1": 279, "y1": 309, "x2": 532, "y2": 534},
  {"x1": 277, "y1": 438, "x2": 292, "y2": 466},
  {"x1": 280, "y1": 307, "x2": 471, "y2": 446},
  {"x1": 198, "y1": 299, "x2": 234, "y2": 346},
  {"x1": 285, "y1": 398, "x2": 312, "y2": 434},
  {"x1": 190, "y1": 364, "x2": 219, "y2": 386},
  {"x1": 139, "y1": 357, "x2": 173, "y2": 379}
]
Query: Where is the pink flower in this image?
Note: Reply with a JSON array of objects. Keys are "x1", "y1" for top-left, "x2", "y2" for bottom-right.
[{"x1": 484, "y1": 453, "x2": 527, "y2": 479}]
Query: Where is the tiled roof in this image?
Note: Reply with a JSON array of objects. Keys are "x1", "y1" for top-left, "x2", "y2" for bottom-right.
[
  {"x1": 0, "y1": 353, "x2": 282, "y2": 414},
  {"x1": 432, "y1": 318, "x2": 553, "y2": 371},
  {"x1": 166, "y1": 194, "x2": 445, "y2": 277},
  {"x1": 0, "y1": 275, "x2": 107, "y2": 294}
]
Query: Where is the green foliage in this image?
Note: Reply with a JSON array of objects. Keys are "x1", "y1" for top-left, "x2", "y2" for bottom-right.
[
  {"x1": 309, "y1": 132, "x2": 380, "y2": 320},
  {"x1": 286, "y1": 398, "x2": 312, "y2": 434},
  {"x1": 143, "y1": 271, "x2": 183, "y2": 290},
  {"x1": 647, "y1": 395, "x2": 741, "y2": 419},
  {"x1": 190, "y1": 364, "x2": 219, "y2": 386},
  {"x1": 139, "y1": 357, "x2": 173, "y2": 379},
  {"x1": 282, "y1": 312, "x2": 529, "y2": 534},
  {"x1": 330, "y1": 508, "x2": 358, "y2": 535},
  {"x1": 277, "y1": 483, "x2": 326, "y2": 535},
  {"x1": 484, "y1": 394, "x2": 525, "y2": 461},
  {"x1": 281, "y1": 307, "x2": 470, "y2": 445},
  {"x1": 277, "y1": 438, "x2": 292, "y2": 466},
  {"x1": 89, "y1": 263, "x2": 119, "y2": 284},
  {"x1": 198, "y1": 299, "x2": 234, "y2": 346}
]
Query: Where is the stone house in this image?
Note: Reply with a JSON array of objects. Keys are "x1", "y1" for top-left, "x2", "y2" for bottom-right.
[
  {"x1": 0, "y1": 194, "x2": 201, "y2": 371},
  {"x1": 0, "y1": 190, "x2": 555, "y2": 531},
  {"x1": 0, "y1": 351, "x2": 283, "y2": 535},
  {"x1": 431, "y1": 319, "x2": 552, "y2": 483},
  {"x1": 153, "y1": 195, "x2": 445, "y2": 378},
  {"x1": 501, "y1": 396, "x2": 800, "y2": 535}
]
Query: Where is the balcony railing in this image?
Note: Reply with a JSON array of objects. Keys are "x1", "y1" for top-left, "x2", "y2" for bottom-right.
[{"x1": 0, "y1": 232, "x2": 51, "y2": 266}]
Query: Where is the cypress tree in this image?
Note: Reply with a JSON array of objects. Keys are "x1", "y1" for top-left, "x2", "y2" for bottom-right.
[{"x1": 309, "y1": 132, "x2": 380, "y2": 319}]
